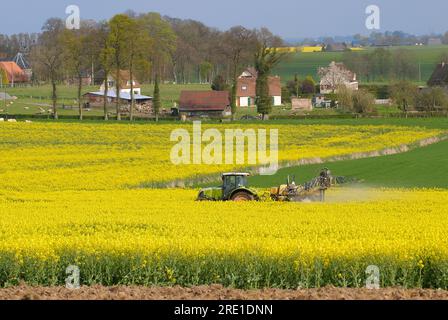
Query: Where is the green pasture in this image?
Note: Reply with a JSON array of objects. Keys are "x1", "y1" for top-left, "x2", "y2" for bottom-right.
[{"x1": 273, "y1": 45, "x2": 448, "y2": 84}]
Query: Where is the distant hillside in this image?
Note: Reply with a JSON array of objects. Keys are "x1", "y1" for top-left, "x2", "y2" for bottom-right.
[{"x1": 273, "y1": 45, "x2": 448, "y2": 85}]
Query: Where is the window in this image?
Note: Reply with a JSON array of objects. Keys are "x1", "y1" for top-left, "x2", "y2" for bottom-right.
[
  {"x1": 242, "y1": 86, "x2": 247, "y2": 91},
  {"x1": 235, "y1": 175, "x2": 248, "y2": 187}
]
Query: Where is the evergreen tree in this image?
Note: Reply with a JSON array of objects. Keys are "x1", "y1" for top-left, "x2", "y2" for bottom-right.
[
  {"x1": 255, "y1": 47, "x2": 283, "y2": 120},
  {"x1": 293, "y1": 73, "x2": 300, "y2": 97},
  {"x1": 153, "y1": 74, "x2": 161, "y2": 122}
]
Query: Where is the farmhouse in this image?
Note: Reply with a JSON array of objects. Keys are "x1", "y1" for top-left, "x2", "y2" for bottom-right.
[
  {"x1": 318, "y1": 61, "x2": 358, "y2": 94},
  {"x1": 101, "y1": 70, "x2": 142, "y2": 96},
  {"x1": 236, "y1": 67, "x2": 282, "y2": 107},
  {"x1": 84, "y1": 70, "x2": 152, "y2": 105},
  {"x1": 179, "y1": 91, "x2": 231, "y2": 118},
  {"x1": 0, "y1": 61, "x2": 28, "y2": 84},
  {"x1": 12, "y1": 53, "x2": 32, "y2": 82},
  {"x1": 427, "y1": 62, "x2": 448, "y2": 87}
]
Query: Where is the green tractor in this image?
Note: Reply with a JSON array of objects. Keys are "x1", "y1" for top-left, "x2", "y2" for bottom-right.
[
  {"x1": 197, "y1": 169, "x2": 343, "y2": 202},
  {"x1": 197, "y1": 173, "x2": 259, "y2": 201}
]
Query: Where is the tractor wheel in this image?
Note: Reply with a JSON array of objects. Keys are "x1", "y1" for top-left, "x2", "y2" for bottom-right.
[{"x1": 231, "y1": 191, "x2": 255, "y2": 202}]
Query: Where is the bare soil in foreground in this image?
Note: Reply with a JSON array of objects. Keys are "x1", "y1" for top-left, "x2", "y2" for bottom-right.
[{"x1": 1, "y1": 285, "x2": 448, "y2": 300}]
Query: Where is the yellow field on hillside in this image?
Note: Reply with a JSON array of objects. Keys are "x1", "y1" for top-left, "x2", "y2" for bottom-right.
[
  {"x1": 0, "y1": 122, "x2": 442, "y2": 191},
  {"x1": 0, "y1": 122, "x2": 447, "y2": 288}
]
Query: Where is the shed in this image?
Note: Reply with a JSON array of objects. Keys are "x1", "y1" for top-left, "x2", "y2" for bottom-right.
[
  {"x1": 291, "y1": 98, "x2": 313, "y2": 111},
  {"x1": 179, "y1": 91, "x2": 231, "y2": 118}
]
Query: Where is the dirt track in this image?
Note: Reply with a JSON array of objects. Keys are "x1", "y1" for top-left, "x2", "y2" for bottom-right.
[{"x1": 1, "y1": 285, "x2": 448, "y2": 300}]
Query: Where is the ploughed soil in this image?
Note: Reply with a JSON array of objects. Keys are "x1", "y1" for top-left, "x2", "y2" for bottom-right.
[{"x1": 1, "y1": 285, "x2": 448, "y2": 300}]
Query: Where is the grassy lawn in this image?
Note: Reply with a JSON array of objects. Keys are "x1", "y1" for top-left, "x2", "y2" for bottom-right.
[
  {"x1": 2, "y1": 83, "x2": 210, "y2": 116},
  {"x1": 249, "y1": 138, "x2": 448, "y2": 189}
]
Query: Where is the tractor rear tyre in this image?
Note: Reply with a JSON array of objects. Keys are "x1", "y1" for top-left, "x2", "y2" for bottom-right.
[{"x1": 231, "y1": 191, "x2": 255, "y2": 202}]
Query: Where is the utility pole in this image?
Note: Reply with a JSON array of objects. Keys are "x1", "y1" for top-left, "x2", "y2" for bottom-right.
[
  {"x1": 418, "y1": 62, "x2": 422, "y2": 83},
  {"x1": 1, "y1": 76, "x2": 6, "y2": 120}
]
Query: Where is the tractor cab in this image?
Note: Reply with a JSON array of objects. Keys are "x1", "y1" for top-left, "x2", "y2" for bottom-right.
[
  {"x1": 197, "y1": 172, "x2": 258, "y2": 202},
  {"x1": 222, "y1": 173, "x2": 250, "y2": 200}
]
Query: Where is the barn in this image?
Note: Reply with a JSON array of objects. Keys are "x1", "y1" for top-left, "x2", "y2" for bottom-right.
[{"x1": 179, "y1": 91, "x2": 231, "y2": 118}]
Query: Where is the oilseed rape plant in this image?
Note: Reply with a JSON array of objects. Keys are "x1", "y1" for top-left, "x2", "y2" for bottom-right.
[
  {"x1": 0, "y1": 121, "x2": 447, "y2": 288},
  {"x1": 0, "y1": 189, "x2": 448, "y2": 288}
]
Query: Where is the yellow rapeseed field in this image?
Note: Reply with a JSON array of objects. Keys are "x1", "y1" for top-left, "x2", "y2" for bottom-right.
[
  {"x1": 0, "y1": 122, "x2": 446, "y2": 288},
  {"x1": 0, "y1": 122, "x2": 442, "y2": 191},
  {"x1": 0, "y1": 188, "x2": 447, "y2": 288}
]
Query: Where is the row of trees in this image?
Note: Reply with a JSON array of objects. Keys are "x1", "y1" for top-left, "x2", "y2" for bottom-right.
[
  {"x1": 28, "y1": 12, "x2": 284, "y2": 120},
  {"x1": 336, "y1": 81, "x2": 448, "y2": 113},
  {"x1": 295, "y1": 31, "x2": 448, "y2": 47},
  {"x1": 352, "y1": 31, "x2": 448, "y2": 47},
  {"x1": 390, "y1": 81, "x2": 448, "y2": 112},
  {"x1": 342, "y1": 48, "x2": 420, "y2": 82},
  {"x1": 0, "y1": 33, "x2": 38, "y2": 58},
  {"x1": 30, "y1": 14, "x2": 168, "y2": 120}
]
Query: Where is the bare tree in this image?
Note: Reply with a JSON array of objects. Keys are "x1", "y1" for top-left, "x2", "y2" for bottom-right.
[
  {"x1": 62, "y1": 23, "x2": 93, "y2": 120},
  {"x1": 30, "y1": 18, "x2": 65, "y2": 119},
  {"x1": 222, "y1": 26, "x2": 258, "y2": 119},
  {"x1": 127, "y1": 19, "x2": 152, "y2": 121},
  {"x1": 108, "y1": 14, "x2": 132, "y2": 120},
  {"x1": 92, "y1": 22, "x2": 112, "y2": 120}
]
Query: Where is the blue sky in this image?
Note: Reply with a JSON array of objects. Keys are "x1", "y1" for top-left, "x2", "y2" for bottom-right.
[{"x1": 0, "y1": 0, "x2": 445, "y2": 38}]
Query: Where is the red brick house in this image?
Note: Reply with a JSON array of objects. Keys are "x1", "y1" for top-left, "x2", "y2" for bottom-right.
[{"x1": 236, "y1": 67, "x2": 282, "y2": 107}]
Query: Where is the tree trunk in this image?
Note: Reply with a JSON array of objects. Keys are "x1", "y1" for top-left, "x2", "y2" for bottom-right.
[
  {"x1": 231, "y1": 61, "x2": 239, "y2": 121},
  {"x1": 172, "y1": 65, "x2": 178, "y2": 84},
  {"x1": 231, "y1": 80, "x2": 237, "y2": 121},
  {"x1": 78, "y1": 75, "x2": 83, "y2": 121},
  {"x1": 91, "y1": 58, "x2": 95, "y2": 86},
  {"x1": 51, "y1": 79, "x2": 58, "y2": 120},
  {"x1": 130, "y1": 65, "x2": 134, "y2": 121},
  {"x1": 116, "y1": 69, "x2": 121, "y2": 121},
  {"x1": 103, "y1": 70, "x2": 109, "y2": 120}
]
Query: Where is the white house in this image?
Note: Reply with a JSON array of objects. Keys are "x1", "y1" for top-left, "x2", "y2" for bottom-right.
[
  {"x1": 84, "y1": 70, "x2": 152, "y2": 105},
  {"x1": 318, "y1": 61, "x2": 359, "y2": 94},
  {"x1": 100, "y1": 70, "x2": 142, "y2": 96}
]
